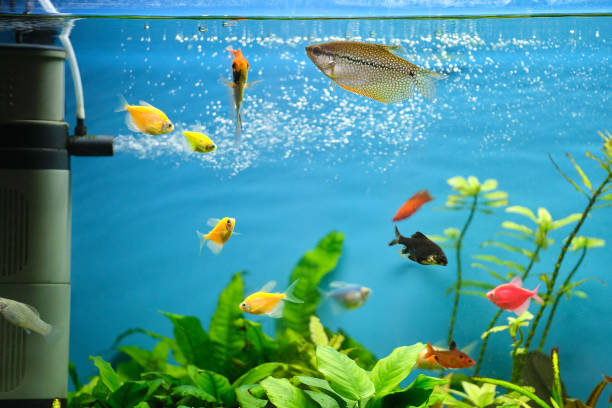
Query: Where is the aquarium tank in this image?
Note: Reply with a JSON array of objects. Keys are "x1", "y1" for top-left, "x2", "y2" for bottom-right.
[{"x1": 0, "y1": 0, "x2": 611, "y2": 407}]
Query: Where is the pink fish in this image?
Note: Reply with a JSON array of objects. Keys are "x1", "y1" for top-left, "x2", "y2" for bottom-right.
[{"x1": 486, "y1": 276, "x2": 544, "y2": 315}]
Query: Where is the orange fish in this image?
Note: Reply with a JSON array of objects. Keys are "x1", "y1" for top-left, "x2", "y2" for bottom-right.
[
  {"x1": 392, "y1": 190, "x2": 433, "y2": 222},
  {"x1": 417, "y1": 341, "x2": 475, "y2": 370}
]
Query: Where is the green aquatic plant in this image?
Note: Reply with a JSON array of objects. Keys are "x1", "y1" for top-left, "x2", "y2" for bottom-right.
[
  {"x1": 513, "y1": 131, "x2": 612, "y2": 381},
  {"x1": 433, "y1": 378, "x2": 536, "y2": 408},
  {"x1": 436, "y1": 176, "x2": 508, "y2": 345},
  {"x1": 473, "y1": 204, "x2": 581, "y2": 375}
]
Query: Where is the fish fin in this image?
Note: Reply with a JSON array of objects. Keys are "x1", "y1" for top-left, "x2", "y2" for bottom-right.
[
  {"x1": 449, "y1": 340, "x2": 457, "y2": 350},
  {"x1": 232, "y1": 231, "x2": 242, "y2": 236},
  {"x1": 329, "y1": 281, "x2": 351, "y2": 288},
  {"x1": 246, "y1": 79, "x2": 262, "y2": 89},
  {"x1": 509, "y1": 275, "x2": 523, "y2": 288},
  {"x1": 411, "y1": 231, "x2": 428, "y2": 240},
  {"x1": 206, "y1": 240, "x2": 224, "y2": 255},
  {"x1": 234, "y1": 112, "x2": 242, "y2": 147},
  {"x1": 43, "y1": 324, "x2": 63, "y2": 345},
  {"x1": 115, "y1": 94, "x2": 129, "y2": 112},
  {"x1": 196, "y1": 230, "x2": 208, "y2": 253},
  {"x1": 328, "y1": 298, "x2": 346, "y2": 316},
  {"x1": 424, "y1": 342, "x2": 435, "y2": 358},
  {"x1": 259, "y1": 280, "x2": 277, "y2": 293},
  {"x1": 414, "y1": 67, "x2": 446, "y2": 101},
  {"x1": 124, "y1": 112, "x2": 141, "y2": 133},
  {"x1": 283, "y1": 280, "x2": 303, "y2": 303},
  {"x1": 220, "y1": 75, "x2": 235, "y2": 88},
  {"x1": 207, "y1": 218, "x2": 221, "y2": 227},
  {"x1": 25, "y1": 304, "x2": 40, "y2": 317},
  {"x1": 512, "y1": 298, "x2": 530, "y2": 316},
  {"x1": 23, "y1": 328, "x2": 32, "y2": 335},
  {"x1": 532, "y1": 285, "x2": 544, "y2": 305},
  {"x1": 266, "y1": 301, "x2": 285, "y2": 318},
  {"x1": 388, "y1": 225, "x2": 402, "y2": 246},
  {"x1": 183, "y1": 131, "x2": 199, "y2": 151},
  {"x1": 138, "y1": 100, "x2": 155, "y2": 108},
  {"x1": 379, "y1": 44, "x2": 405, "y2": 54}
]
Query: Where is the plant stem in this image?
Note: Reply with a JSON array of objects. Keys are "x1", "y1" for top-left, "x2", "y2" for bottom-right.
[
  {"x1": 472, "y1": 377, "x2": 552, "y2": 408},
  {"x1": 514, "y1": 171, "x2": 612, "y2": 379},
  {"x1": 474, "y1": 244, "x2": 542, "y2": 376},
  {"x1": 447, "y1": 194, "x2": 478, "y2": 345},
  {"x1": 537, "y1": 246, "x2": 587, "y2": 351}
]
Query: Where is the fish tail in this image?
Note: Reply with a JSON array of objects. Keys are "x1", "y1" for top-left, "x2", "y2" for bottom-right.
[
  {"x1": 388, "y1": 225, "x2": 402, "y2": 246},
  {"x1": 196, "y1": 230, "x2": 208, "y2": 253},
  {"x1": 43, "y1": 323, "x2": 63, "y2": 346},
  {"x1": 115, "y1": 94, "x2": 129, "y2": 112},
  {"x1": 424, "y1": 342, "x2": 435, "y2": 358},
  {"x1": 234, "y1": 110, "x2": 242, "y2": 147},
  {"x1": 414, "y1": 68, "x2": 446, "y2": 101},
  {"x1": 532, "y1": 284, "x2": 544, "y2": 305},
  {"x1": 283, "y1": 280, "x2": 303, "y2": 303}
]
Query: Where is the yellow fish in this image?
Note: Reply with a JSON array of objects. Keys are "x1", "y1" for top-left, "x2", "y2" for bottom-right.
[
  {"x1": 52, "y1": 398, "x2": 61, "y2": 408},
  {"x1": 116, "y1": 95, "x2": 174, "y2": 135},
  {"x1": 196, "y1": 217, "x2": 236, "y2": 255},
  {"x1": 0, "y1": 297, "x2": 53, "y2": 336},
  {"x1": 305, "y1": 41, "x2": 446, "y2": 102},
  {"x1": 239, "y1": 280, "x2": 303, "y2": 318},
  {"x1": 183, "y1": 131, "x2": 216, "y2": 153}
]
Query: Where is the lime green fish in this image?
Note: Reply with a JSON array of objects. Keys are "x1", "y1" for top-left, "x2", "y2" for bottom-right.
[{"x1": 305, "y1": 41, "x2": 446, "y2": 102}]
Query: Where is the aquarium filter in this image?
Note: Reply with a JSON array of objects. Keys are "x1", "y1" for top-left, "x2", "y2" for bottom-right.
[{"x1": 0, "y1": 43, "x2": 113, "y2": 405}]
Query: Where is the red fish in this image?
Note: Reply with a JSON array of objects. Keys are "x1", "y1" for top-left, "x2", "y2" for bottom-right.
[
  {"x1": 417, "y1": 341, "x2": 475, "y2": 370},
  {"x1": 392, "y1": 190, "x2": 433, "y2": 222},
  {"x1": 486, "y1": 276, "x2": 544, "y2": 315}
]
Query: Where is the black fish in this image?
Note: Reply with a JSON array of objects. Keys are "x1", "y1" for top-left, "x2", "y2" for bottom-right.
[{"x1": 388, "y1": 226, "x2": 448, "y2": 266}]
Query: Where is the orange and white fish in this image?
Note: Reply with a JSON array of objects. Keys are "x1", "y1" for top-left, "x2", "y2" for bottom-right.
[
  {"x1": 486, "y1": 276, "x2": 544, "y2": 316},
  {"x1": 224, "y1": 47, "x2": 260, "y2": 146},
  {"x1": 239, "y1": 280, "x2": 303, "y2": 318},
  {"x1": 416, "y1": 341, "x2": 475, "y2": 370},
  {"x1": 305, "y1": 41, "x2": 446, "y2": 103},
  {"x1": 392, "y1": 190, "x2": 434, "y2": 222},
  {"x1": 196, "y1": 217, "x2": 236, "y2": 255},
  {"x1": 116, "y1": 95, "x2": 174, "y2": 135}
]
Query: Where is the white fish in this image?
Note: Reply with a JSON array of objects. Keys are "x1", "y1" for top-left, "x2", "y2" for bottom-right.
[{"x1": 0, "y1": 297, "x2": 53, "y2": 336}]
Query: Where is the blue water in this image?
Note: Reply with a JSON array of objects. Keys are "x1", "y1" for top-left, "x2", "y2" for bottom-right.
[{"x1": 58, "y1": 16, "x2": 611, "y2": 400}]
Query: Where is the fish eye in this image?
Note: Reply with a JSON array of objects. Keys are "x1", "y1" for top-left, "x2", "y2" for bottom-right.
[{"x1": 232, "y1": 62, "x2": 236, "y2": 69}]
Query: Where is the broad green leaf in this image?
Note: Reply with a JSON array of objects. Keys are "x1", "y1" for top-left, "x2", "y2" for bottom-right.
[
  {"x1": 481, "y1": 179, "x2": 498, "y2": 191},
  {"x1": 278, "y1": 232, "x2": 344, "y2": 338},
  {"x1": 293, "y1": 375, "x2": 352, "y2": 406},
  {"x1": 233, "y1": 363, "x2": 289, "y2": 387},
  {"x1": 501, "y1": 221, "x2": 534, "y2": 236},
  {"x1": 481, "y1": 241, "x2": 534, "y2": 259},
  {"x1": 467, "y1": 176, "x2": 480, "y2": 189},
  {"x1": 316, "y1": 345, "x2": 375, "y2": 401},
  {"x1": 446, "y1": 280, "x2": 495, "y2": 296},
  {"x1": 304, "y1": 390, "x2": 341, "y2": 408},
  {"x1": 118, "y1": 343, "x2": 169, "y2": 372},
  {"x1": 261, "y1": 377, "x2": 318, "y2": 408},
  {"x1": 368, "y1": 344, "x2": 424, "y2": 395},
  {"x1": 187, "y1": 365, "x2": 235, "y2": 406},
  {"x1": 161, "y1": 312, "x2": 210, "y2": 369},
  {"x1": 171, "y1": 385, "x2": 215, "y2": 402},
  {"x1": 473, "y1": 254, "x2": 525, "y2": 273},
  {"x1": 338, "y1": 329, "x2": 377, "y2": 370},
  {"x1": 241, "y1": 318, "x2": 279, "y2": 366},
  {"x1": 309, "y1": 316, "x2": 329, "y2": 346},
  {"x1": 445, "y1": 228, "x2": 460, "y2": 239},
  {"x1": 447, "y1": 176, "x2": 468, "y2": 190},
  {"x1": 236, "y1": 384, "x2": 268, "y2": 408},
  {"x1": 506, "y1": 206, "x2": 537, "y2": 223},
  {"x1": 483, "y1": 199, "x2": 508, "y2": 207},
  {"x1": 462, "y1": 381, "x2": 497, "y2": 407},
  {"x1": 601, "y1": 193, "x2": 612, "y2": 201},
  {"x1": 91, "y1": 356, "x2": 120, "y2": 393},
  {"x1": 483, "y1": 190, "x2": 507, "y2": 200},
  {"x1": 551, "y1": 213, "x2": 582, "y2": 230},
  {"x1": 109, "y1": 381, "x2": 149, "y2": 408},
  {"x1": 481, "y1": 325, "x2": 509, "y2": 339},
  {"x1": 569, "y1": 236, "x2": 605, "y2": 251},
  {"x1": 566, "y1": 153, "x2": 593, "y2": 193},
  {"x1": 377, "y1": 374, "x2": 448, "y2": 408},
  {"x1": 133, "y1": 402, "x2": 151, "y2": 408},
  {"x1": 209, "y1": 272, "x2": 246, "y2": 378}
]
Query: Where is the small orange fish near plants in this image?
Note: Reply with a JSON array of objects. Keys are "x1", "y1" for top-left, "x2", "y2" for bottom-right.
[
  {"x1": 416, "y1": 341, "x2": 475, "y2": 370},
  {"x1": 392, "y1": 190, "x2": 434, "y2": 222},
  {"x1": 239, "y1": 280, "x2": 303, "y2": 318}
]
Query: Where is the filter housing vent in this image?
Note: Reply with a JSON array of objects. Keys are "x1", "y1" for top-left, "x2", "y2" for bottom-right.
[
  {"x1": 0, "y1": 188, "x2": 28, "y2": 277},
  {"x1": 0, "y1": 318, "x2": 26, "y2": 392}
]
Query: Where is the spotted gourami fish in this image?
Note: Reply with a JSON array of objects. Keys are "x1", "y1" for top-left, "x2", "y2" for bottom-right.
[
  {"x1": 392, "y1": 190, "x2": 434, "y2": 222},
  {"x1": 486, "y1": 276, "x2": 544, "y2": 315},
  {"x1": 322, "y1": 282, "x2": 371, "y2": 310},
  {"x1": 224, "y1": 47, "x2": 259, "y2": 146},
  {"x1": 0, "y1": 297, "x2": 53, "y2": 336},
  {"x1": 388, "y1": 226, "x2": 448, "y2": 266},
  {"x1": 417, "y1": 341, "x2": 475, "y2": 370},
  {"x1": 116, "y1": 95, "x2": 174, "y2": 135},
  {"x1": 305, "y1": 41, "x2": 446, "y2": 103},
  {"x1": 239, "y1": 280, "x2": 303, "y2": 318},
  {"x1": 196, "y1": 217, "x2": 236, "y2": 255},
  {"x1": 183, "y1": 131, "x2": 216, "y2": 153}
]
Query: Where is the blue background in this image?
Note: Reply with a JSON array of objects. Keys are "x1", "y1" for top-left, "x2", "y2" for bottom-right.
[{"x1": 33, "y1": 14, "x2": 612, "y2": 402}]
